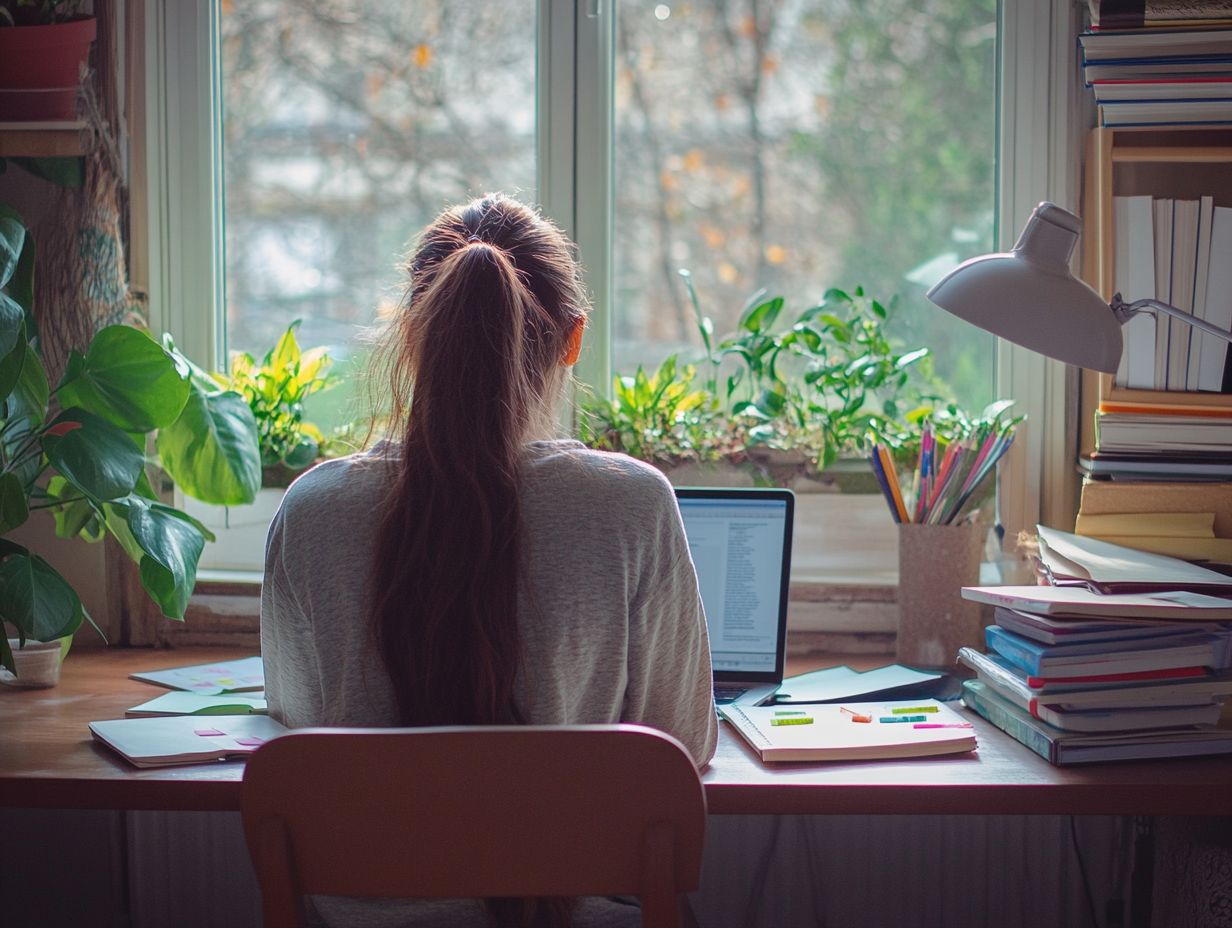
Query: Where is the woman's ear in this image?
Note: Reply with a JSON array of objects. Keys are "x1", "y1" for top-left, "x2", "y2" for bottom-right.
[{"x1": 563, "y1": 319, "x2": 585, "y2": 366}]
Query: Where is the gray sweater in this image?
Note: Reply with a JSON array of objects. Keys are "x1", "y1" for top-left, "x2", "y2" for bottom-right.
[{"x1": 260, "y1": 439, "x2": 718, "y2": 928}]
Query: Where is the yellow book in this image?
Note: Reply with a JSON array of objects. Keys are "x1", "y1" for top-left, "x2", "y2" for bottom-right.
[
  {"x1": 1090, "y1": 535, "x2": 1232, "y2": 564},
  {"x1": 1075, "y1": 511, "x2": 1216, "y2": 539}
]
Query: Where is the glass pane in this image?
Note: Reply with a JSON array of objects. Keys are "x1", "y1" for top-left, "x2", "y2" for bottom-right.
[
  {"x1": 219, "y1": 0, "x2": 537, "y2": 430},
  {"x1": 613, "y1": 0, "x2": 997, "y2": 410}
]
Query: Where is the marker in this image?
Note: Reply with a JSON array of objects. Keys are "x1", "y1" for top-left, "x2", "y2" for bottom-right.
[
  {"x1": 891, "y1": 705, "x2": 939, "y2": 715},
  {"x1": 913, "y1": 723, "x2": 973, "y2": 729},
  {"x1": 770, "y1": 716, "x2": 814, "y2": 726},
  {"x1": 880, "y1": 715, "x2": 928, "y2": 723}
]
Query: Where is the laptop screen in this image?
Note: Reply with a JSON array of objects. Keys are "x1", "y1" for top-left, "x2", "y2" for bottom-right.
[{"x1": 675, "y1": 489, "x2": 793, "y2": 681}]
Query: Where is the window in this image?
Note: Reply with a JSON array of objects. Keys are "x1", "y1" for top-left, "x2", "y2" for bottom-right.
[{"x1": 140, "y1": 0, "x2": 1081, "y2": 595}]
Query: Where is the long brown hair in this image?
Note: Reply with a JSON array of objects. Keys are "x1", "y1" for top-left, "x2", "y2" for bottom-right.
[{"x1": 370, "y1": 195, "x2": 587, "y2": 728}]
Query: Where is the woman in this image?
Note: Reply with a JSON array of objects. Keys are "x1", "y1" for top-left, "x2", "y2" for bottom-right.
[{"x1": 261, "y1": 194, "x2": 717, "y2": 927}]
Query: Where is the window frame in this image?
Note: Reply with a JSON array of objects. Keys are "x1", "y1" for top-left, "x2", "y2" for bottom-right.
[{"x1": 135, "y1": 0, "x2": 1078, "y2": 601}]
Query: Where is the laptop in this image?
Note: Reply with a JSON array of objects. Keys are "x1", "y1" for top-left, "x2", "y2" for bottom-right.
[{"x1": 675, "y1": 487, "x2": 794, "y2": 707}]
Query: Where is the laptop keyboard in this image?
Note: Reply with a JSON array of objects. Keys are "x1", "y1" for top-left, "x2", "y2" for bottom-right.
[{"x1": 713, "y1": 686, "x2": 749, "y2": 705}]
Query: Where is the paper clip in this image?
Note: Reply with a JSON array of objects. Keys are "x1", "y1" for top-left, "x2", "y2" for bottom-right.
[{"x1": 839, "y1": 706, "x2": 872, "y2": 723}]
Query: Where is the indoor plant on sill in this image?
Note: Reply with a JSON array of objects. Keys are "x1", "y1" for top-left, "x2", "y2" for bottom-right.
[
  {"x1": 0, "y1": 1, "x2": 97, "y2": 121},
  {"x1": 181, "y1": 320, "x2": 340, "y2": 572},
  {"x1": 0, "y1": 207, "x2": 262, "y2": 683}
]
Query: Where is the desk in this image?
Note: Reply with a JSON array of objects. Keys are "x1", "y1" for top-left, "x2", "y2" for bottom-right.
[{"x1": 3, "y1": 647, "x2": 1232, "y2": 816}]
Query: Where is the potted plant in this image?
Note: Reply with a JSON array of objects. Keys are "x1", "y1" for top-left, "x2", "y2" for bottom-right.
[
  {"x1": 0, "y1": 206, "x2": 262, "y2": 682},
  {"x1": 0, "y1": 1, "x2": 96, "y2": 121},
  {"x1": 181, "y1": 320, "x2": 339, "y2": 571}
]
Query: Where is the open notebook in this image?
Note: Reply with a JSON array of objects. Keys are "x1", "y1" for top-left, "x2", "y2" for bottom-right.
[
  {"x1": 720, "y1": 699, "x2": 976, "y2": 762},
  {"x1": 90, "y1": 715, "x2": 289, "y2": 768}
]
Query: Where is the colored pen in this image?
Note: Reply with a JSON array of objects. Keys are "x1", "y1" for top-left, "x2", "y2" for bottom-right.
[
  {"x1": 913, "y1": 723, "x2": 973, "y2": 729},
  {"x1": 890, "y1": 706, "x2": 939, "y2": 715}
]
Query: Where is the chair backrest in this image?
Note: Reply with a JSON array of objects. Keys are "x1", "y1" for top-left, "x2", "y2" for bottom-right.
[{"x1": 240, "y1": 723, "x2": 707, "y2": 928}]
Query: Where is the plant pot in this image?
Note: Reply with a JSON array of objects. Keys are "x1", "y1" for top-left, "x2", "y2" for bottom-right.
[
  {"x1": 1, "y1": 637, "x2": 69, "y2": 688},
  {"x1": 0, "y1": 17, "x2": 96, "y2": 120}
]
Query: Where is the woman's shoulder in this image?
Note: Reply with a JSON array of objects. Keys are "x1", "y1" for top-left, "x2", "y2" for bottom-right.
[
  {"x1": 278, "y1": 448, "x2": 396, "y2": 518},
  {"x1": 524, "y1": 440, "x2": 673, "y2": 495}
]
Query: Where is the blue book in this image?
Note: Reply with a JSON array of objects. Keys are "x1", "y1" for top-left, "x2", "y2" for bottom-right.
[{"x1": 983, "y1": 625, "x2": 1231, "y2": 679}]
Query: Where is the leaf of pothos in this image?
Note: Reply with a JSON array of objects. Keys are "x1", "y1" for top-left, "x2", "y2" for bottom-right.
[
  {"x1": 0, "y1": 552, "x2": 84, "y2": 642},
  {"x1": 0, "y1": 472, "x2": 29, "y2": 534},
  {"x1": 42, "y1": 408, "x2": 145, "y2": 502},
  {"x1": 124, "y1": 497, "x2": 206, "y2": 620},
  {"x1": 156, "y1": 388, "x2": 261, "y2": 506}
]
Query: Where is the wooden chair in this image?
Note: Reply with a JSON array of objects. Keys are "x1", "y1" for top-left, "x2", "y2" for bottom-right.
[{"x1": 240, "y1": 723, "x2": 707, "y2": 928}]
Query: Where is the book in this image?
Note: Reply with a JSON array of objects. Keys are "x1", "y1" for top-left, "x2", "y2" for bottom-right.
[
  {"x1": 89, "y1": 715, "x2": 289, "y2": 768},
  {"x1": 719, "y1": 700, "x2": 976, "y2": 762},
  {"x1": 125, "y1": 691, "x2": 268, "y2": 718},
  {"x1": 1075, "y1": 510, "x2": 1216, "y2": 537},
  {"x1": 1187, "y1": 195, "x2": 1215, "y2": 390},
  {"x1": 990, "y1": 606, "x2": 1221, "y2": 645},
  {"x1": 1080, "y1": 28, "x2": 1232, "y2": 61},
  {"x1": 961, "y1": 679, "x2": 1232, "y2": 765},
  {"x1": 1113, "y1": 195, "x2": 1158, "y2": 389},
  {"x1": 959, "y1": 647, "x2": 1232, "y2": 708},
  {"x1": 1198, "y1": 204, "x2": 1232, "y2": 391},
  {"x1": 1094, "y1": 76, "x2": 1232, "y2": 102},
  {"x1": 1154, "y1": 197, "x2": 1175, "y2": 387},
  {"x1": 1084, "y1": 58, "x2": 1232, "y2": 83},
  {"x1": 1099, "y1": 98, "x2": 1232, "y2": 125},
  {"x1": 771, "y1": 664, "x2": 953, "y2": 705},
  {"x1": 128, "y1": 656, "x2": 265, "y2": 695},
  {"x1": 1094, "y1": 412, "x2": 1232, "y2": 453},
  {"x1": 1079, "y1": 452, "x2": 1232, "y2": 479},
  {"x1": 984, "y1": 624, "x2": 1232, "y2": 678},
  {"x1": 1036, "y1": 524, "x2": 1232, "y2": 593},
  {"x1": 1084, "y1": 534, "x2": 1232, "y2": 562},
  {"x1": 960, "y1": 584, "x2": 1232, "y2": 620},
  {"x1": 1088, "y1": 1, "x2": 1232, "y2": 31}
]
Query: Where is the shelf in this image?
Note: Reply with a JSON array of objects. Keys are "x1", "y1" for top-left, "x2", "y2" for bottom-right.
[
  {"x1": 1114, "y1": 146, "x2": 1232, "y2": 164},
  {"x1": 0, "y1": 121, "x2": 88, "y2": 158}
]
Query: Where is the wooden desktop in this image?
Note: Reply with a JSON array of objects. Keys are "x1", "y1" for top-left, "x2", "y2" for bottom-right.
[{"x1": 3, "y1": 646, "x2": 1232, "y2": 816}]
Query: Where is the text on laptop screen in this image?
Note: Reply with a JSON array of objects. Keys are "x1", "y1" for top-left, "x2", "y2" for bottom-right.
[{"x1": 677, "y1": 497, "x2": 787, "y2": 674}]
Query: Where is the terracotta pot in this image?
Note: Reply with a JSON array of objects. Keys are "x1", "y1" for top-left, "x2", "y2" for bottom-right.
[{"x1": 0, "y1": 17, "x2": 97, "y2": 120}]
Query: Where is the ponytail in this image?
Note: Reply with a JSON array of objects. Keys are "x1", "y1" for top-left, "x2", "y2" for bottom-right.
[{"x1": 370, "y1": 196, "x2": 586, "y2": 728}]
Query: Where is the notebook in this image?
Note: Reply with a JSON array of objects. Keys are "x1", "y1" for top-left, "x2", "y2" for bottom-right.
[
  {"x1": 676, "y1": 488, "x2": 793, "y2": 707},
  {"x1": 128, "y1": 655, "x2": 265, "y2": 695},
  {"x1": 89, "y1": 715, "x2": 289, "y2": 768},
  {"x1": 125, "y1": 691, "x2": 269, "y2": 717},
  {"x1": 720, "y1": 699, "x2": 976, "y2": 762}
]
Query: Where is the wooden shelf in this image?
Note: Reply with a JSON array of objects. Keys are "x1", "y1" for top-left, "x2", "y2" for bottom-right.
[{"x1": 0, "y1": 121, "x2": 88, "y2": 158}]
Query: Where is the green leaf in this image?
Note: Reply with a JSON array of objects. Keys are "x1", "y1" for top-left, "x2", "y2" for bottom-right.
[
  {"x1": 0, "y1": 317, "x2": 25, "y2": 400},
  {"x1": 10, "y1": 157, "x2": 83, "y2": 188},
  {"x1": 0, "y1": 553, "x2": 83, "y2": 642},
  {"x1": 739, "y1": 296, "x2": 785, "y2": 334},
  {"x1": 282, "y1": 437, "x2": 318, "y2": 470},
  {"x1": 0, "y1": 206, "x2": 26, "y2": 294},
  {"x1": 0, "y1": 472, "x2": 28, "y2": 533},
  {"x1": 56, "y1": 326, "x2": 191, "y2": 431},
  {"x1": 0, "y1": 634, "x2": 12, "y2": 675},
  {"x1": 0, "y1": 293, "x2": 21, "y2": 363},
  {"x1": 156, "y1": 388, "x2": 261, "y2": 505},
  {"x1": 46, "y1": 476, "x2": 103, "y2": 541},
  {"x1": 5, "y1": 341, "x2": 48, "y2": 426},
  {"x1": 894, "y1": 347, "x2": 929, "y2": 370},
  {"x1": 43, "y1": 408, "x2": 145, "y2": 502},
  {"x1": 125, "y1": 498, "x2": 205, "y2": 619},
  {"x1": 268, "y1": 320, "x2": 302, "y2": 371},
  {"x1": 104, "y1": 503, "x2": 145, "y2": 562}
]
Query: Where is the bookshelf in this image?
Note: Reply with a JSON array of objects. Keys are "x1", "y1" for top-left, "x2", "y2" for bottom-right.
[{"x1": 1079, "y1": 126, "x2": 1232, "y2": 458}]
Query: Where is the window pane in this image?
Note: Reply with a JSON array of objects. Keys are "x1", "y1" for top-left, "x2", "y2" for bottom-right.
[
  {"x1": 219, "y1": 0, "x2": 537, "y2": 429},
  {"x1": 613, "y1": 0, "x2": 997, "y2": 409}
]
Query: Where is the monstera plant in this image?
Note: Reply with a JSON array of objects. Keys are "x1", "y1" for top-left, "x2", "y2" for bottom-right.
[{"x1": 0, "y1": 206, "x2": 262, "y2": 673}]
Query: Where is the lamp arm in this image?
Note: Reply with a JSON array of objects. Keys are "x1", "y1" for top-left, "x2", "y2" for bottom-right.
[{"x1": 1111, "y1": 293, "x2": 1232, "y2": 344}]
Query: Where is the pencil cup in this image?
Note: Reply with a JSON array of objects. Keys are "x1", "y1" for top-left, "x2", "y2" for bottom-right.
[{"x1": 896, "y1": 521, "x2": 987, "y2": 668}]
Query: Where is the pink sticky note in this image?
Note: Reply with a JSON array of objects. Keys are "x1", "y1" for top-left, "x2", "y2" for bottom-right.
[
  {"x1": 235, "y1": 737, "x2": 265, "y2": 747},
  {"x1": 194, "y1": 728, "x2": 226, "y2": 737}
]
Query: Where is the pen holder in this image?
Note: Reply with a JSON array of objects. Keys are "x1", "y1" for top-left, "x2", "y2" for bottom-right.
[{"x1": 896, "y1": 521, "x2": 987, "y2": 668}]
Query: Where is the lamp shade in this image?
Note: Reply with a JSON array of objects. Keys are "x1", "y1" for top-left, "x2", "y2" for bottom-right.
[{"x1": 925, "y1": 202, "x2": 1123, "y2": 373}]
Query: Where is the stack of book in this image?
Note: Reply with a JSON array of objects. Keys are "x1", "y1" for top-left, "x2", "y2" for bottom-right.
[
  {"x1": 1080, "y1": 6, "x2": 1232, "y2": 126},
  {"x1": 955, "y1": 527, "x2": 1232, "y2": 764}
]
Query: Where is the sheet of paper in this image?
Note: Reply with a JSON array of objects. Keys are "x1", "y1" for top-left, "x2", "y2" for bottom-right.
[
  {"x1": 126, "y1": 691, "x2": 268, "y2": 717},
  {"x1": 961, "y1": 584, "x2": 1232, "y2": 619},
  {"x1": 774, "y1": 664, "x2": 939, "y2": 703},
  {"x1": 129, "y1": 656, "x2": 265, "y2": 695},
  {"x1": 1037, "y1": 525, "x2": 1232, "y2": 591}
]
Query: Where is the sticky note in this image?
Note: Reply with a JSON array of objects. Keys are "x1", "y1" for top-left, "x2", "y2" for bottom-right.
[
  {"x1": 774, "y1": 710, "x2": 808, "y2": 716},
  {"x1": 770, "y1": 716, "x2": 814, "y2": 726},
  {"x1": 194, "y1": 728, "x2": 226, "y2": 737},
  {"x1": 235, "y1": 737, "x2": 266, "y2": 747},
  {"x1": 879, "y1": 715, "x2": 928, "y2": 723},
  {"x1": 891, "y1": 706, "x2": 939, "y2": 715}
]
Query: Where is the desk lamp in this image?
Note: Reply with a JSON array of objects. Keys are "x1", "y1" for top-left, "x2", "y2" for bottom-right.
[{"x1": 925, "y1": 201, "x2": 1232, "y2": 369}]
